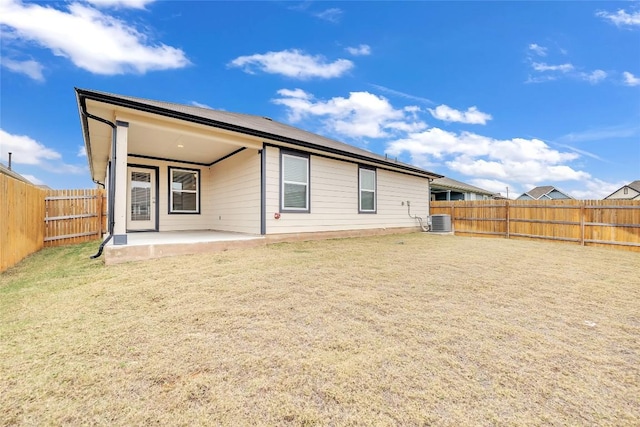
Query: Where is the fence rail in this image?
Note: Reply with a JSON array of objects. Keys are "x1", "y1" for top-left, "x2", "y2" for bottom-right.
[
  {"x1": 1, "y1": 176, "x2": 107, "y2": 272},
  {"x1": 44, "y1": 189, "x2": 106, "y2": 247},
  {"x1": 431, "y1": 199, "x2": 640, "y2": 252}
]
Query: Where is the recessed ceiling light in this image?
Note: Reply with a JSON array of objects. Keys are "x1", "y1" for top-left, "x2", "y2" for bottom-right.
[{"x1": 177, "y1": 144, "x2": 184, "y2": 148}]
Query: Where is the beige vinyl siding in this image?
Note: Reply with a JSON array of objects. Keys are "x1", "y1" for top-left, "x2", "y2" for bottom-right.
[
  {"x1": 265, "y1": 146, "x2": 281, "y2": 224},
  {"x1": 209, "y1": 149, "x2": 261, "y2": 234},
  {"x1": 125, "y1": 156, "x2": 213, "y2": 231},
  {"x1": 606, "y1": 187, "x2": 640, "y2": 200},
  {"x1": 265, "y1": 147, "x2": 429, "y2": 234}
]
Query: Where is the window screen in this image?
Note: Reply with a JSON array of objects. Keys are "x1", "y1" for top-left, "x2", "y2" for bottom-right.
[
  {"x1": 170, "y1": 168, "x2": 199, "y2": 213},
  {"x1": 282, "y1": 153, "x2": 309, "y2": 211},
  {"x1": 359, "y1": 168, "x2": 376, "y2": 212}
]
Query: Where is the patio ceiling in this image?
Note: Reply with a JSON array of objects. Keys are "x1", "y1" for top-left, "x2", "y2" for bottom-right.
[{"x1": 83, "y1": 99, "x2": 263, "y2": 182}]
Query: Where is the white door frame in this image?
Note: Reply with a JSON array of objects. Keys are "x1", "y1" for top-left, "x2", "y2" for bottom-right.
[{"x1": 126, "y1": 165, "x2": 158, "y2": 231}]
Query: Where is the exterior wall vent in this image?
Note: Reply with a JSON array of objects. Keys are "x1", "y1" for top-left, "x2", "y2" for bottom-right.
[{"x1": 430, "y1": 214, "x2": 452, "y2": 232}]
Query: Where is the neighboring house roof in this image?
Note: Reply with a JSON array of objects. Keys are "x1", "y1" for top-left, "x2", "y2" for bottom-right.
[
  {"x1": 0, "y1": 163, "x2": 33, "y2": 185},
  {"x1": 431, "y1": 177, "x2": 495, "y2": 196},
  {"x1": 603, "y1": 180, "x2": 640, "y2": 199},
  {"x1": 518, "y1": 185, "x2": 573, "y2": 200},
  {"x1": 75, "y1": 88, "x2": 443, "y2": 180}
]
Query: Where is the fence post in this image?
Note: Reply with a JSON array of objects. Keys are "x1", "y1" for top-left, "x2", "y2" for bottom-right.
[
  {"x1": 580, "y1": 201, "x2": 585, "y2": 246},
  {"x1": 450, "y1": 203, "x2": 455, "y2": 234},
  {"x1": 505, "y1": 200, "x2": 510, "y2": 239}
]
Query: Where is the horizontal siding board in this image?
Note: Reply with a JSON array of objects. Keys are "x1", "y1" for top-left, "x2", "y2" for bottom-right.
[
  {"x1": 127, "y1": 156, "x2": 212, "y2": 231},
  {"x1": 210, "y1": 148, "x2": 260, "y2": 234},
  {"x1": 265, "y1": 149, "x2": 428, "y2": 234}
]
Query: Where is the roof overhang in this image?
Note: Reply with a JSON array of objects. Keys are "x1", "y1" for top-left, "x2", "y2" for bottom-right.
[
  {"x1": 76, "y1": 91, "x2": 265, "y2": 183},
  {"x1": 76, "y1": 88, "x2": 443, "y2": 183}
]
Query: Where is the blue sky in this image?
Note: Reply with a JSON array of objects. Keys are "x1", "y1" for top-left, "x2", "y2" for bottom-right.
[{"x1": 1, "y1": 0, "x2": 639, "y2": 198}]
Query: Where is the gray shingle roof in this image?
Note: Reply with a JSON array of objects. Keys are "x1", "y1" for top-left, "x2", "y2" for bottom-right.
[
  {"x1": 525, "y1": 186, "x2": 555, "y2": 199},
  {"x1": 76, "y1": 88, "x2": 442, "y2": 178},
  {"x1": 603, "y1": 180, "x2": 640, "y2": 199},
  {"x1": 628, "y1": 180, "x2": 640, "y2": 192},
  {"x1": 520, "y1": 186, "x2": 572, "y2": 200},
  {"x1": 431, "y1": 177, "x2": 495, "y2": 195}
]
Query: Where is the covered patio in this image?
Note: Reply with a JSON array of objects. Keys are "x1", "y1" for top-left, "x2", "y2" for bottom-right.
[
  {"x1": 101, "y1": 227, "x2": 426, "y2": 265},
  {"x1": 104, "y1": 230, "x2": 265, "y2": 265}
]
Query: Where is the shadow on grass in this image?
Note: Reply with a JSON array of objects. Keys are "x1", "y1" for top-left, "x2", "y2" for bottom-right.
[{"x1": 0, "y1": 240, "x2": 105, "y2": 295}]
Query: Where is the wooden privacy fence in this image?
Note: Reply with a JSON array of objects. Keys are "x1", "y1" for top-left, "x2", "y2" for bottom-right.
[
  {"x1": 431, "y1": 199, "x2": 640, "y2": 252},
  {"x1": 1, "y1": 173, "x2": 106, "y2": 272},
  {"x1": 1, "y1": 174, "x2": 45, "y2": 272},
  {"x1": 45, "y1": 189, "x2": 106, "y2": 247}
]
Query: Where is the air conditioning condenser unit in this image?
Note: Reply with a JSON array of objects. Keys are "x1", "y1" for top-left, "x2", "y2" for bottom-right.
[{"x1": 430, "y1": 214, "x2": 452, "y2": 232}]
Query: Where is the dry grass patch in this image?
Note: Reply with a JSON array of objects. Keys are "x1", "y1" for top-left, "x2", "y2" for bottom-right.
[{"x1": 1, "y1": 234, "x2": 639, "y2": 426}]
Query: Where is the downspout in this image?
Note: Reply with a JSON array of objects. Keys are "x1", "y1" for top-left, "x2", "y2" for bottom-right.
[{"x1": 79, "y1": 107, "x2": 117, "y2": 259}]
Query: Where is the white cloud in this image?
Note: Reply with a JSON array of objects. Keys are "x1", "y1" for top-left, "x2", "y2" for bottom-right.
[
  {"x1": 428, "y1": 105, "x2": 492, "y2": 125},
  {"x1": 559, "y1": 123, "x2": 640, "y2": 143},
  {"x1": 345, "y1": 44, "x2": 371, "y2": 56},
  {"x1": 580, "y1": 69, "x2": 607, "y2": 84},
  {"x1": 190, "y1": 101, "x2": 213, "y2": 109},
  {"x1": 570, "y1": 179, "x2": 628, "y2": 200},
  {"x1": 532, "y1": 62, "x2": 574, "y2": 73},
  {"x1": 276, "y1": 88, "x2": 311, "y2": 100},
  {"x1": 527, "y1": 54, "x2": 610, "y2": 86},
  {"x1": 42, "y1": 163, "x2": 88, "y2": 175},
  {"x1": 446, "y1": 158, "x2": 589, "y2": 184},
  {"x1": 229, "y1": 49, "x2": 353, "y2": 79},
  {"x1": 469, "y1": 178, "x2": 512, "y2": 197},
  {"x1": 596, "y1": 9, "x2": 640, "y2": 27},
  {"x1": 84, "y1": 0, "x2": 155, "y2": 9},
  {"x1": 314, "y1": 8, "x2": 342, "y2": 23},
  {"x1": 369, "y1": 84, "x2": 434, "y2": 105},
  {"x1": 1, "y1": 129, "x2": 61, "y2": 165},
  {"x1": 528, "y1": 43, "x2": 547, "y2": 57},
  {"x1": 77, "y1": 146, "x2": 87, "y2": 157},
  {"x1": 20, "y1": 174, "x2": 44, "y2": 186},
  {"x1": 623, "y1": 71, "x2": 640, "y2": 86},
  {"x1": 0, "y1": 129, "x2": 86, "y2": 175},
  {"x1": 386, "y1": 129, "x2": 589, "y2": 186},
  {"x1": 0, "y1": 0, "x2": 189, "y2": 75},
  {"x1": 273, "y1": 89, "x2": 425, "y2": 139},
  {"x1": 549, "y1": 141, "x2": 604, "y2": 161},
  {"x1": 525, "y1": 75, "x2": 558, "y2": 84},
  {"x1": 271, "y1": 87, "x2": 602, "y2": 198},
  {"x1": 287, "y1": 2, "x2": 312, "y2": 12},
  {"x1": 1, "y1": 58, "x2": 44, "y2": 81}
]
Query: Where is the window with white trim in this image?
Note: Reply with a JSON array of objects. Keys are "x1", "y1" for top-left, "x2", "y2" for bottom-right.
[
  {"x1": 169, "y1": 167, "x2": 199, "y2": 213},
  {"x1": 359, "y1": 167, "x2": 376, "y2": 213},
  {"x1": 281, "y1": 152, "x2": 309, "y2": 212}
]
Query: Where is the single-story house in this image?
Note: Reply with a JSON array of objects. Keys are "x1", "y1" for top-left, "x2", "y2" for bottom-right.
[
  {"x1": 517, "y1": 186, "x2": 573, "y2": 200},
  {"x1": 430, "y1": 177, "x2": 496, "y2": 201},
  {"x1": 603, "y1": 180, "x2": 640, "y2": 200},
  {"x1": 76, "y1": 89, "x2": 442, "y2": 263}
]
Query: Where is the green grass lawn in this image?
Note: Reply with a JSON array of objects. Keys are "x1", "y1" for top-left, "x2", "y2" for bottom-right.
[{"x1": 1, "y1": 234, "x2": 639, "y2": 426}]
